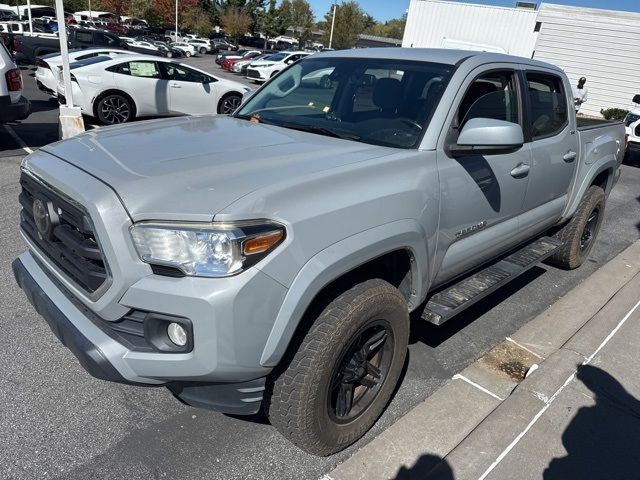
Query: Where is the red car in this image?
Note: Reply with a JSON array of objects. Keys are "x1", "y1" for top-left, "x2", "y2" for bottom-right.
[{"x1": 220, "y1": 51, "x2": 263, "y2": 71}]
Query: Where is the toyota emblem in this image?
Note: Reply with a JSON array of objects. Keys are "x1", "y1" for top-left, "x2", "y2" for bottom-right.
[{"x1": 32, "y1": 198, "x2": 51, "y2": 237}]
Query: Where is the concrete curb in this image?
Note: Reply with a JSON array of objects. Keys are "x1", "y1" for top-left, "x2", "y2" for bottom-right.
[{"x1": 324, "y1": 240, "x2": 640, "y2": 480}]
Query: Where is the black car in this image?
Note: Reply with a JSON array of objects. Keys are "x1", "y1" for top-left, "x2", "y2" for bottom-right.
[{"x1": 211, "y1": 38, "x2": 237, "y2": 53}]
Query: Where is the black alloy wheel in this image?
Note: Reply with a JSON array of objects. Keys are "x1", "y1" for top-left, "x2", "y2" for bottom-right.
[
  {"x1": 218, "y1": 94, "x2": 242, "y2": 115},
  {"x1": 328, "y1": 322, "x2": 393, "y2": 422}
]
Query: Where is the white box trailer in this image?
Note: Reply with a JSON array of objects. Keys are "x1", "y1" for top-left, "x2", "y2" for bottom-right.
[
  {"x1": 403, "y1": 0, "x2": 640, "y2": 117},
  {"x1": 402, "y1": 0, "x2": 539, "y2": 57}
]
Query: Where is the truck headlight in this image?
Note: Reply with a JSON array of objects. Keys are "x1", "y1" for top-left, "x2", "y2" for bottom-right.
[{"x1": 130, "y1": 221, "x2": 285, "y2": 277}]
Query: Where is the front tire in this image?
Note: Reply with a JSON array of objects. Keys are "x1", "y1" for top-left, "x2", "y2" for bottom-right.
[
  {"x1": 96, "y1": 93, "x2": 134, "y2": 124},
  {"x1": 199, "y1": 47, "x2": 207, "y2": 54},
  {"x1": 265, "y1": 279, "x2": 409, "y2": 456},
  {"x1": 549, "y1": 185, "x2": 606, "y2": 269},
  {"x1": 185, "y1": 51, "x2": 192, "y2": 57},
  {"x1": 217, "y1": 93, "x2": 242, "y2": 114}
]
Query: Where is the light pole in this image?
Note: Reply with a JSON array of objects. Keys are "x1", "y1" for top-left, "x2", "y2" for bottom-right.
[
  {"x1": 328, "y1": 3, "x2": 336, "y2": 49},
  {"x1": 175, "y1": 0, "x2": 178, "y2": 42},
  {"x1": 54, "y1": 0, "x2": 84, "y2": 138}
]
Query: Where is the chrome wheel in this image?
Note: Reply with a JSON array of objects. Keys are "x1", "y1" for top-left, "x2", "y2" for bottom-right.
[
  {"x1": 219, "y1": 94, "x2": 241, "y2": 114},
  {"x1": 98, "y1": 95, "x2": 131, "y2": 124},
  {"x1": 185, "y1": 51, "x2": 192, "y2": 57}
]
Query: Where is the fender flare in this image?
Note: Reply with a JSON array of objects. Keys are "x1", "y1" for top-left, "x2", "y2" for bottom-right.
[
  {"x1": 259, "y1": 219, "x2": 429, "y2": 367},
  {"x1": 561, "y1": 154, "x2": 618, "y2": 221}
]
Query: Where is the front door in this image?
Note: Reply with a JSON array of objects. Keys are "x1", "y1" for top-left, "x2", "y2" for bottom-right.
[
  {"x1": 434, "y1": 67, "x2": 531, "y2": 285},
  {"x1": 112, "y1": 60, "x2": 169, "y2": 115},
  {"x1": 520, "y1": 70, "x2": 577, "y2": 236},
  {"x1": 160, "y1": 62, "x2": 217, "y2": 115}
]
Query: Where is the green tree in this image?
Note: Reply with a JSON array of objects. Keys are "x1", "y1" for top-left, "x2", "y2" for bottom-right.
[
  {"x1": 261, "y1": 0, "x2": 285, "y2": 42},
  {"x1": 288, "y1": 0, "x2": 313, "y2": 43},
  {"x1": 220, "y1": 6, "x2": 251, "y2": 42},
  {"x1": 182, "y1": 6, "x2": 213, "y2": 35},
  {"x1": 323, "y1": 1, "x2": 365, "y2": 49},
  {"x1": 365, "y1": 15, "x2": 406, "y2": 39}
]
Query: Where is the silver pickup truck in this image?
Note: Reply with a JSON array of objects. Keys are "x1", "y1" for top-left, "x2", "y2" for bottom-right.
[{"x1": 13, "y1": 49, "x2": 624, "y2": 455}]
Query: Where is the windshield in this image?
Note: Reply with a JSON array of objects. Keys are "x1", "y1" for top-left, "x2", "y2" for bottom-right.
[{"x1": 236, "y1": 57, "x2": 453, "y2": 149}]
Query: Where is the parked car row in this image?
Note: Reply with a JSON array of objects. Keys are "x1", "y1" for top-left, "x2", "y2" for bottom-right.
[{"x1": 216, "y1": 48, "x2": 317, "y2": 84}]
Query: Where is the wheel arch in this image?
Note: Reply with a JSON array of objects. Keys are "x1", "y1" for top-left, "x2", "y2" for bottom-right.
[
  {"x1": 561, "y1": 156, "x2": 617, "y2": 222},
  {"x1": 259, "y1": 219, "x2": 428, "y2": 367},
  {"x1": 217, "y1": 90, "x2": 243, "y2": 114},
  {"x1": 92, "y1": 89, "x2": 137, "y2": 119}
]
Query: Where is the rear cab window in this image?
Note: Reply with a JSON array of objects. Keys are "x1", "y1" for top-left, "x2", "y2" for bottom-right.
[{"x1": 525, "y1": 72, "x2": 568, "y2": 139}]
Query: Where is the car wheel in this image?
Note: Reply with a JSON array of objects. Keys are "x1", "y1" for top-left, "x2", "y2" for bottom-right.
[
  {"x1": 167, "y1": 51, "x2": 173, "y2": 58},
  {"x1": 265, "y1": 279, "x2": 409, "y2": 456},
  {"x1": 320, "y1": 74, "x2": 332, "y2": 89},
  {"x1": 548, "y1": 185, "x2": 606, "y2": 269},
  {"x1": 96, "y1": 93, "x2": 134, "y2": 125},
  {"x1": 218, "y1": 93, "x2": 242, "y2": 115},
  {"x1": 185, "y1": 51, "x2": 192, "y2": 57},
  {"x1": 199, "y1": 47, "x2": 206, "y2": 54}
]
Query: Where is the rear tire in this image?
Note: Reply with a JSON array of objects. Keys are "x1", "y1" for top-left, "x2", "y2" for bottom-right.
[
  {"x1": 265, "y1": 279, "x2": 409, "y2": 456},
  {"x1": 217, "y1": 93, "x2": 242, "y2": 114},
  {"x1": 185, "y1": 51, "x2": 192, "y2": 57},
  {"x1": 548, "y1": 185, "x2": 606, "y2": 269},
  {"x1": 199, "y1": 47, "x2": 206, "y2": 54},
  {"x1": 95, "y1": 93, "x2": 134, "y2": 125}
]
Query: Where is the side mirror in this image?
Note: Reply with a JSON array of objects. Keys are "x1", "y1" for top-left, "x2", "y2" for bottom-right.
[
  {"x1": 452, "y1": 118, "x2": 524, "y2": 155},
  {"x1": 633, "y1": 94, "x2": 640, "y2": 104}
]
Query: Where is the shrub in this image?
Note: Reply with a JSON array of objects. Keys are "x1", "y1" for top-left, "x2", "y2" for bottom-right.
[{"x1": 600, "y1": 108, "x2": 629, "y2": 121}]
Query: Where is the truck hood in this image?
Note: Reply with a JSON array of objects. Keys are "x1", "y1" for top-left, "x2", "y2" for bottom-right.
[{"x1": 42, "y1": 115, "x2": 393, "y2": 222}]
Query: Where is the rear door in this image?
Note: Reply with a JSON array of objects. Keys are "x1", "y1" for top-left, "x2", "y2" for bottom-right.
[
  {"x1": 520, "y1": 70, "x2": 577, "y2": 235},
  {"x1": 111, "y1": 60, "x2": 169, "y2": 115},
  {"x1": 160, "y1": 62, "x2": 217, "y2": 115},
  {"x1": 435, "y1": 66, "x2": 531, "y2": 284}
]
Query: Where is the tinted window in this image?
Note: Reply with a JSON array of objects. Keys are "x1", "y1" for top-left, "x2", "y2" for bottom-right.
[
  {"x1": 526, "y1": 72, "x2": 568, "y2": 139},
  {"x1": 161, "y1": 63, "x2": 212, "y2": 83},
  {"x1": 94, "y1": 32, "x2": 115, "y2": 46},
  {"x1": 458, "y1": 71, "x2": 519, "y2": 126},
  {"x1": 75, "y1": 31, "x2": 93, "y2": 43}
]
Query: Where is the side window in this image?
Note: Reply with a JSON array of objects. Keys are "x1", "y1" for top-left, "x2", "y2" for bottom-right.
[
  {"x1": 526, "y1": 72, "x2": 568, "y2": 139},
  {"x1": 94, "y1": 32, "x2": 115, "y2": 46},
  {"x1": 75, "y1": 31, "x2": 93, "y2": 43},
  {"x1": 111, "y1": 61, "x2": 161, "y2": 78},
  {"x1": 161, "y1": 63, "x2": 211, "y2": 83},
  {"x1": 457, "y1": 71, "x2": 520, "y2": 127}
]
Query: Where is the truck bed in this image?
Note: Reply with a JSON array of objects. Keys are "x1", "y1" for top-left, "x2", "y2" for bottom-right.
[{"x1": 577, "y1": 117, "x2": 622, "y2": 131}]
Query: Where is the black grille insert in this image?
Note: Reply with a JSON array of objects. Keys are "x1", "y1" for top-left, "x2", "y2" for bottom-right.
[{"x1": 19, "y1": 172, "x2": 108, "y2": 294}]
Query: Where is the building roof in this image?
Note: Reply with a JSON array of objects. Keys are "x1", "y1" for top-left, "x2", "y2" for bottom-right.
[{"x1": 357, "y1": 34, "x2": 402, "y2": 45}]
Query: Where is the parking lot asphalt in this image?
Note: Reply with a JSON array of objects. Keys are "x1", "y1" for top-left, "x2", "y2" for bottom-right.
[{"x1": 1, "y1": 56, "x2": 640, "y2": 480}]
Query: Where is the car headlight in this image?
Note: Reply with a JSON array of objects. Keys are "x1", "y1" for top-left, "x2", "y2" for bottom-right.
[
  {"x1": 256, "y1": 63, "x2": 274, "y2": 68},
  {"x1": 130, "y1": 221, "x2": 285, "y2": 277}
]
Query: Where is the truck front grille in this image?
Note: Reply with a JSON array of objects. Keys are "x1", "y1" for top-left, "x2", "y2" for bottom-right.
[{"x1": 19, "y1": 171, "x2": 108, "y2": 294}]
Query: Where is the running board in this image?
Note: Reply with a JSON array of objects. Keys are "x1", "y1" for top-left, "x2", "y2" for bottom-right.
[{"x1": 422, "y1": 236, "x2": 562, "y2": 326}]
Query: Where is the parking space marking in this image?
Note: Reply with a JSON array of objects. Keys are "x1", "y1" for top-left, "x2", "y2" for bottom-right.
[
  {"x1": 476, "y1": 296, "x2": 640, "y2": 480},
  {"x1": 505, "y1": 337, "x2": 544, "y2": 359},
  {"x1": 3, "y1": 124, "x2": 33, "y2": 154},
  {"x1": 452, "y1": 374, "x2": 504, "y2": 401}
]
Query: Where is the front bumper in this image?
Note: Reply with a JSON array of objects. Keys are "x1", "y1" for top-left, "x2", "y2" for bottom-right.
[
  {"x1": 13, "y1": 253, "x2": 276, "y2": 414},
  {"x1": 0, "y1": 95, "x2": 30, "y2": 123}
]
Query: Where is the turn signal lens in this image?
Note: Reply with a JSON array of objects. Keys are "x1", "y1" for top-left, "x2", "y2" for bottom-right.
[{"x1": 243, "y1": 231, "x2": 284, "y2": 255}]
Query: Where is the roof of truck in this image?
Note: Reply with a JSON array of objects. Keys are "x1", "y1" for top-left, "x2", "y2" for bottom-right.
[{"x1": 314, "y1": 48, "x2": 562, "y2": 72}]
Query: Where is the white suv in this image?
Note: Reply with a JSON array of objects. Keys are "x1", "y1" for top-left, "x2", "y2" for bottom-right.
[
  {"x1": 187, "y1": 39, "x2": 212, "y2": 55},
  {"x1": 624, "y1": 95, "x2": 640, "y2": 152},
  {"x1": 0, "y1": 41, "x2": 30, "y2": 123},
  {"x1": 246, "y1": 51, "x2": 311, "y2": 82}
]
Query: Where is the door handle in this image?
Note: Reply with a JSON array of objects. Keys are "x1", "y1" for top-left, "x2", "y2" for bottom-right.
[
  {"x1": 170, "y1": 84, "x2": 181, "y2": 88},
  {"x1": 563, "y1": 151, "x2": 577, "y2": 162},
  {"x1": 510, "y1": 164, "x2": 530, "y2": 179}
]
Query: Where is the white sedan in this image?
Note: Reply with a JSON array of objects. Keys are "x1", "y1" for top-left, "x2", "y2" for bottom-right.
[
  {"x1": 35, "y1": 47, "x2": 131, "y2": 96},
  {"x1": 171, "y1": 42, "x2": 197, "y2": 57},
  {"x1": 57, "y1": 55, "x2": 251, "y2": 124},
  {"x1": 246, "y1": 51, "x2": 311, "y2": 82}
]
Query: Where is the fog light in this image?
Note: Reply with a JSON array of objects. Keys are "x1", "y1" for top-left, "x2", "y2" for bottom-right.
[{"x1": 167, "y1": 322, "x2": 187, "y2": 346}]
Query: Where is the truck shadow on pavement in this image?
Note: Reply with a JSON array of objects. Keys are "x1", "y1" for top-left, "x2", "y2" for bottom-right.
[{"x1": 543, "y1": 364, "x2": 640, "y2": 480}]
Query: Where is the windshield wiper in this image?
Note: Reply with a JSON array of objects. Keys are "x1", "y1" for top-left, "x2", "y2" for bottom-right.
[{"x1": 272, "y1": 121, "x2": 362, "y2": 142}]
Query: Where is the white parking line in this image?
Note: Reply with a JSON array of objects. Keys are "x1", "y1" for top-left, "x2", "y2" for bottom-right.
[
  {"x1": 477, "y1": 297, "x2": 640, "y2": 480},
  {"x1": 453, "y1": 374, "x2": 504, "y2": 401},
  {"x1": 3, "y1": 124, "x2": 33, "y2": 154}
]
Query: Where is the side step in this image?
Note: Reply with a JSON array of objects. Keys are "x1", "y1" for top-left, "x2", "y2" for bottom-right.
[{"x1": 422, "y1": 236, "x2": 562, "y2": 325}]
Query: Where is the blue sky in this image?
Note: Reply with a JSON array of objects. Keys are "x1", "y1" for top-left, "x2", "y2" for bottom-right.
[{"x1": 300, "y1": 0, "x2": 640, "y2": 22}]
